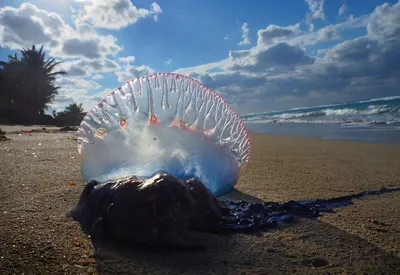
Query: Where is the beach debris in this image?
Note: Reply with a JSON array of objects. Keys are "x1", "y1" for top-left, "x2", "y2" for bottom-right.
[
  {"x1": 19, "y1": 129, "x2": 34, "y2": 135},
  {"x1": 0, "y1": 128, "x2": 10, "y2": 141},
  {"x1": 69, "y1": 181, "x2": 77, "y2": 185},
  {"x1": 212, "y1": 187, "x2": 400, "y2": 233},
  {"x1": 60, "y1": 126, "x2": 78, "y2": 132}
]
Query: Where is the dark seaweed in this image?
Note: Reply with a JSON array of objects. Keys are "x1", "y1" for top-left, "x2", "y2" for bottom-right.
[{"x1": 211, "y1": 187, "x2": 400, "y2": 234}]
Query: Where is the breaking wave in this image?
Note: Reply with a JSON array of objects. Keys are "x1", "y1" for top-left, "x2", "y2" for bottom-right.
[{"x1": 242, "y1": 96, "x2": 400, "y2": 127}]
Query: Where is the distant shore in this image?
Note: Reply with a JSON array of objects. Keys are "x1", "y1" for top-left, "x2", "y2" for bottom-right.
[
  {"x1": 0, "y1": 124, "x2": 77, "y2": 133},
  {"x1": 0, "y1": 131, "x2": 399, "y2": 274}
]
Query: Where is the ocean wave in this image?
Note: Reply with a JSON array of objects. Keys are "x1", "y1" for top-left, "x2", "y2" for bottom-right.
[
  {"x1": 241, "y1": 95, "x2": 400, "y2": 119},
  {"x1": 241, "y1": 95, "x2": 400, "y2": 128},
  {"x1": 243, "y1": 118, "x2": 343, "y2": 124},
  {"x1": 242, "y1": 104, "x2": 399, "y2": 121},
  {"x1": 244, "y1": 118, "x2": 400, "y2": 127},
  {"x1": 356, "y1": 95, "x2": 400, "y2": 104}
]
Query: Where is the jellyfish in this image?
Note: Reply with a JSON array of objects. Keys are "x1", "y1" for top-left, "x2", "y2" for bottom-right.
[
  {"x1": 68, "y1": 73, "x2": 250, "y2": 246},
  {"x1": 67, "y1": 73, "x2": 399, "y2": 247},
  {"x1": 76, "y1": 72, "x2": 250, "y2": 197}
]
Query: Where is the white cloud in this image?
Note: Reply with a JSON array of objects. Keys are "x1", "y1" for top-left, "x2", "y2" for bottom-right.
[
  {"x1": 338, "y1": 4, "x2": 348, "y2": 16},
  {"x1": 172, "y1": 1, "x2": 400, "y2": 114},
  {"x1": 0, "y1": 3, "x2": 123, "y2": 59},
  {"x1": 119, "y1": 56, "x2": 136, "y2": 64},
  {"x1": 115, "y1": 64, "x2": 155, "y2": 82},
  {"x1": 92, "y1": 74, "x2": 104, "y2": 80},
  {"x1": 56, "y1": 77, "x2": 101, "y2": 90},
  {"x1": 238, "y1": 23, "x2": 250, "y2": 45},
  {"x1": 367, "y1": 2, "x2": 400, "y2": 40},
  {"x1": 228, "y1": 42, "x2": 314, "y2": 73},
  {"x1": 174, "y1": 59, "x2": 231, "y2": 75},
  {"x1": 74, "y1": 0, "x2": 162, "y2": 30},
  {"x1": 257, "y1": 23, "x2": 301, "y2": 45},
  {"x1": 164, "y1": 58, "x2": 172, "y2": 65},
  {"x1": 315, "y1": 25, "x2": 340, "y2": 41},
  {"x1": 151, "y1": 3, "x2": 162, "y2": 22},
  {"x1": 305, "y1": 0, "x2": 326, "y2": 21},
  {"x1": 59, "y1": 58, "x2": 120, "y2": 77}
]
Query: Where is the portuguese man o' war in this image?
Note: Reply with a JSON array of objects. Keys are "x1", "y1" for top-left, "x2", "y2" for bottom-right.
[
  {"x1": 76, "y1": 72, "x2": 250, "y2": 197},
  {"x1": 67, "y1": 72, "x2": 400, "y2": 248}
]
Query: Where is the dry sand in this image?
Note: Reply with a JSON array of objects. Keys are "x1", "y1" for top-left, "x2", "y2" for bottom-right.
[{"x1": 0, "y1": 130, "x2": 399, "y2": 274}]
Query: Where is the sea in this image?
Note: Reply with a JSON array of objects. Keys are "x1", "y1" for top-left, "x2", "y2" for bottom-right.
[{"x1": 241, "y1": 96, "x2": 400, "y2": 145}]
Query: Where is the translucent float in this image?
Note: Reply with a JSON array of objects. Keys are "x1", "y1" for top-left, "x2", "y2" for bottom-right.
[{"x1": 76, "y1": 73, "x2": 251, "y2": 196}]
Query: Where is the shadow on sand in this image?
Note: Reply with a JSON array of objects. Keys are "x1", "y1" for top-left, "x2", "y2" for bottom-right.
[{"x1": 86, "y1": 189, "x2": 400, "y2": 274}]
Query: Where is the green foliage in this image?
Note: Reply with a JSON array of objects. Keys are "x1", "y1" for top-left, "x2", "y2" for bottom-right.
[
  {"x1": 54, "y1": 102, "x2": 86, "y2": 126},
  {"x1": 0, "y1": 45, "x2": 67, "y2": 124}
]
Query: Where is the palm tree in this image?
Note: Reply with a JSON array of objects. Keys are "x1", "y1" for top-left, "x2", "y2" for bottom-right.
[
  {"x1": 65, "y1": 101, "x2": 84, "y2": 116},
  {"x1": 54, "y1": 102, "x2": 85, "y2": 126},
  {"x1": 0, "y1": 45, "x2": 66, "y2": 124},
  {"x1": 19, "y1": 45, "x2": 67, "y2": 115},
  {"x1": 0, "y1": 53, "x2": 23, "y2": 121}
]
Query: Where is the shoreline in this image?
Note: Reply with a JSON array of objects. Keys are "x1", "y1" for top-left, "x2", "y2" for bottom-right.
[
  {"x1": 244, "y1": 122, "x2": 400, "y2": 145},
  {"x1": 1, "y1": 131, "x2": 399, "y2": 274}
]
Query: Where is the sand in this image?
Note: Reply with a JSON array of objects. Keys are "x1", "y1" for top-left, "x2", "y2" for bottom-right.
[{"x1": 0, "y1": 130, "x2": 399, "y2": 274}]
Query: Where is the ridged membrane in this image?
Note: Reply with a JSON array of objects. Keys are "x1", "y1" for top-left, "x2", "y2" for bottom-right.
[{"x1": 76, "y1": 73, "x2": 251, "y2": 196}]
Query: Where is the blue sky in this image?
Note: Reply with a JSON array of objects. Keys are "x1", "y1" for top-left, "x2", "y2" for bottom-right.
[{"x1": 1, "y1": 0, "x2": 400, "y2": 115}]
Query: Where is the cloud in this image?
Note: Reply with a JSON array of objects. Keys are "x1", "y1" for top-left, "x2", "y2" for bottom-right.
[
  {"x1": 56, "y1": 77, "x2": 101, "y2": 90},
  {"x1": 238, "y1": 23, "x2": 250, "y2": 45},
  {"x1": 316, "y1": 25, "x2": 340, "y2": 41},
  {"x1": 190, "y1": 72, "x2": 267, "y2": 92},
  {"x1": 305, "y1": 0, "x2": 326, "y2": 22},
  {"x1": 74, "y1": 0, "x2": 162, "y2": 30},
  {"x1": 164, "y1": 58, "x2": 172, "y2": 65},
  {"x1": 325, "y1": 37, "x2": 379, "y2": 63},
  {"x1": 0, "y1": 3, "x2": 123, "y2": 59},
  {"x1": 59, "y1": 58, "x2": 120, "y2": 77},
  {"x1": 367, "y1": 2, "x2": 400, "y2": 40},
  {"x1": 151, "y1": 3, "x2": 162, "y2": 22},
  {"x1": 257, "y1": 23, "x2": 301, "y2": 45},
  {"x1": 115, "y1": 64, "x2": 155, "y2": 82},
  {"x1": 338, "y1": 4, "x2": 348, "y2": 16},
  {"x1": 0, "y1": 3, "x2": 60, "y2": 49},
  {"x1": 92, "y1": 74, "x2": 104, "y2": 80},
  {"x1": 119, "y1": 56, "x2": 136, "y2": 64},
  {"x1": 173, "y1": 1, "x2": 400, "y2": 114},
  {"x1": 229, "y1": 42, "x2": 314, "y2": 73},
  {"x1": 62, "y1": 38, "x2": 102, "y2": 59}
]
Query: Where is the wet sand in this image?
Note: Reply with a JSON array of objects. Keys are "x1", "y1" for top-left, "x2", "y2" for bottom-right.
[{"x1": 0, "y1": 131, "x2": 399, "y2": 274}]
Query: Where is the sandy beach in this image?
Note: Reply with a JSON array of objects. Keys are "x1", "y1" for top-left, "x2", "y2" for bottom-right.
[{"x1": 0, "y1": 130, "x2": 399, "y2": 274}]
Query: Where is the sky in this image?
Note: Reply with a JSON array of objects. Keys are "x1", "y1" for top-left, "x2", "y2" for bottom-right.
[{"x1": 0, "y1": 0, "x2": 399, "y2": 115}]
